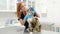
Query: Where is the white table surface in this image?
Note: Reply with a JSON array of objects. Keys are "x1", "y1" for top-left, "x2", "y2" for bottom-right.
[
  {"x1": 24, "y1": 30, "x2": 60, "y2": 34},
  {"x1": 41, "y1": 30, "x2": 60, "y2": 34},
  {"x1": 0, "y1": 22, "x2": 25, "y2": 34},
  {"x1": 0, "y1": 22, "x2": 60, "y2": 34}
]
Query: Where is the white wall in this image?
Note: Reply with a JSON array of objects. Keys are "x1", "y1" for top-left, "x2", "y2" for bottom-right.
[
  {"x1": 35, "y1": 0, "x2": 60, "y2": 24},
  {"x1": 47, "y1": 0, "x2": 60, "y2": 24}
]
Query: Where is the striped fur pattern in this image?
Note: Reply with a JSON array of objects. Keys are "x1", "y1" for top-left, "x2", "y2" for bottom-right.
[{"x1": 26, "y1": 17, "x2": 41, "y2": 32}]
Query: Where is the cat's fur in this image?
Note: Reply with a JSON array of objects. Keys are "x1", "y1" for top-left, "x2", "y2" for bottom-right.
[{"x1": 26, "y1": 17, "x2": 41, "y2": 32}]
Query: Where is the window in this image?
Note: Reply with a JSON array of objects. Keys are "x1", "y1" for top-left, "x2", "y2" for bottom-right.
[
  {"x1": 0, "y1": 0, "x2": 7, "y2": 10},
  {"x1": 9, "y1": 0, "x2": 16, "y2": 10},
  {"x1": 0, "y1": 0, "x2": 16, "y2": 12},
  {"x1": 28, "y1": 0, "x2": 35, "y2": 7}
]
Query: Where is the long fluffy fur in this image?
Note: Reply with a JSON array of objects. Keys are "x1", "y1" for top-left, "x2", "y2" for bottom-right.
[{"x1": 27, "y1": 17, "x2": 41, "y2": 32}]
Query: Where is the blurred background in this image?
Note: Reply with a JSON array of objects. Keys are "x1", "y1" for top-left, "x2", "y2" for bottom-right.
[{"x1": 0, "y1": 0, "x2": 60, "y2": 33}]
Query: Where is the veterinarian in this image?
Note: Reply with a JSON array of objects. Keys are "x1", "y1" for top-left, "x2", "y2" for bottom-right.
[
  {"x1": 17, "y1": 2, "x2": 40, "y2": 31},
  {"x1": 17, "y1": 2, "x2": 29, "y2": 30}
]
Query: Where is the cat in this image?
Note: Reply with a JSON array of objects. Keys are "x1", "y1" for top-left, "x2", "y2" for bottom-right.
[{"x1": 26, "y1": 17, "x2": 41, "y2": 32}]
